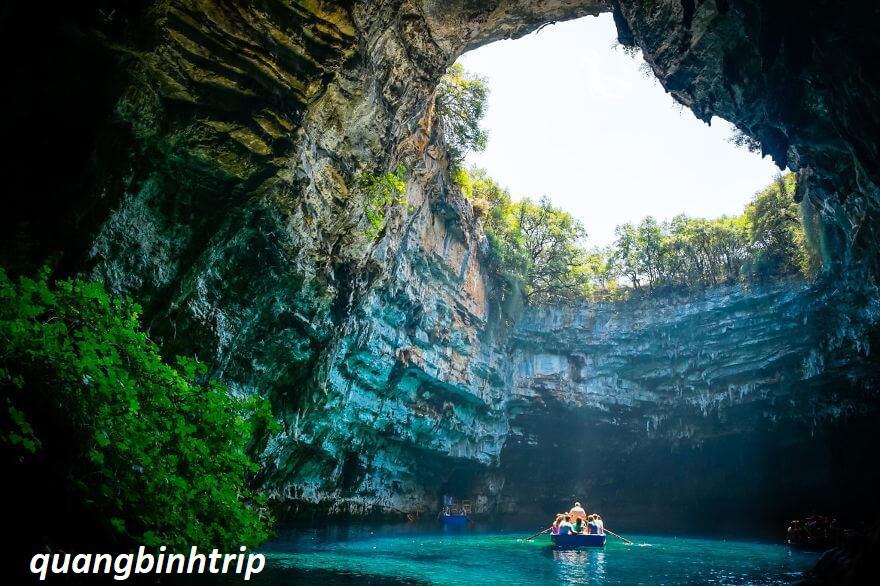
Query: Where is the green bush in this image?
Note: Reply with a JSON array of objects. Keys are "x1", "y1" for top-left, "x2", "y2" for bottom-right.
[
  {"x1": 0, "y1": 268, "x2": 277, "y2": 551},
  {"x1": 357, "y1": 163, "x2": 408, "y2": 238}
]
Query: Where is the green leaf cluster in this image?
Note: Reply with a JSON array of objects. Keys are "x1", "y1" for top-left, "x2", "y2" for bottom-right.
[
  {"x1": 744, "y1": 173, "x2": 816, "y2": 279},
  {"x1": 0, "y1": 268, "x2": 278, "y2": 551},
  {"x1": 610, "y1": 173, "x2": 817, "y2": 291},
  {"x1": 612, "y1": 214, "x2": 752, "y2": 290},
  {"x1": 457, "y1": 168, "x2": 595, "y2": 305},
  {"x1": 457, "y1": 167, "x2": 819, "y2": 306},
  {"x1": 435, "y1": 64, "x2": 489, "y2": 167},
  {"x1": 357, "y1": 163, "x2": 408, "y2": 239}
]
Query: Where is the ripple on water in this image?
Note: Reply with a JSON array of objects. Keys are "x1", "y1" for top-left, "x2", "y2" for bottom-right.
[{"x1": 258, "y1": 527, "x2": 819, "y2": 586}]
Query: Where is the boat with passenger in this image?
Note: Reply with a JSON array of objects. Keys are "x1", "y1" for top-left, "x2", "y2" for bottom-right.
[
  {"x1": 551, "y1": 532, "x2": 606, "y2": 547},
  {"x1": 438, "y1": 496, "x2": 471, "y2": 526},
  {"x1": 527, "y1": 502, "x2": 633, "y2": 547},
  {"x1": 538, "y1": 504, "x2": 617, "y2": 548}
]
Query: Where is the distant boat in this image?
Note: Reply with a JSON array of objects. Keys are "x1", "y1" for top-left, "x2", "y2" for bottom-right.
[
  {"x1": 441, "y1": 513, "x2": 470, "y2": 526},
  {"x1": 438, "y1": 496, "x2": 472, "y2": 526},
  {"x1": 551, "y1": 533, "x2": 606, "y2": 547}
]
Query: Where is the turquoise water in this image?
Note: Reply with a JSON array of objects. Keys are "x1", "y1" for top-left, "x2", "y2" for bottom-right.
[{"x1": 255, "y1": 525, "x2": 819, "y2": 585}]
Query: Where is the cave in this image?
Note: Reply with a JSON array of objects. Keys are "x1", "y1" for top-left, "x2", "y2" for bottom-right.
[{"x1": 3, "y1": 0, "x2": 880, "y2": 584}]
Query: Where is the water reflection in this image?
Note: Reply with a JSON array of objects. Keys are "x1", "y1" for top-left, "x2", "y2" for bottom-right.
[
  {"x1": 551, "y1": 548, "x2": 607, "y2": 583},
  {"x1": 260, "y1": 527, "x2": 818, "y2": 586}
]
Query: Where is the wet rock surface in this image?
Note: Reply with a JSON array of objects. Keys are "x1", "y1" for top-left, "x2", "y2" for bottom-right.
[
  {"x1": 1, "y1": 0, "x2": 879, "y2": 535},
  {"x1": 498, "y1": 283, "x2": 880, "y2": 532}
]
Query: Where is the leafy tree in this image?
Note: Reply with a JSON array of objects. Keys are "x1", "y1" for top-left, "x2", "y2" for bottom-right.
[
  {"x1": 608, "y1": 173, "x2": 814, "y2": 292},
  {"x1": 582, "y1": 248, "x2": 622, "y2": 301},
  {"x1": 612, "y1": 222, "x2": 642, "y2": 290},
  {"x1": 465, "y1": 176, "x2": 593, "y2": 305},
  {"x1": 435, "y1": 64, "x2": 489, "y2": 166},
  {"x1": 515, "y1": 197, "x2": 591, "y2": 303},
  {"x1": 636, "y1": 216, "x2": 665, "y2": 289},
  {"x1": 0, "y1": 268, "x2": 278, "y2": 552},
  {"x1": 744, "y1": 173, "x2": 809, "y2": 280},
  {"x1": 455, "y1": 167, "x2": 816, "y2": 306},
  {"x1": 453, "y1": 166, "x2": 508, "y2": 209}
]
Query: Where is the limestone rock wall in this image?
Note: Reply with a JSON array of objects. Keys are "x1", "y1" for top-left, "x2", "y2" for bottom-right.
[
  {"x1": 2, "y1": 0, "x2": 880, "y2": 523},
  {"x1": 496, "y1": 283, "x2": 880, "y2": 530}
]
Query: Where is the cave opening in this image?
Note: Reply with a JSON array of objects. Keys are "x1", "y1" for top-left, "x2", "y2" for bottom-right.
[
  {"x1": 454, "y1": 14, "x2": 781, "y2": 248},
  {"x1": 3, "y1": 1, "x2": 880, "y2": 582},
  {"x1": 425, "y1": 12, "x2": 878, "y2": 538}
]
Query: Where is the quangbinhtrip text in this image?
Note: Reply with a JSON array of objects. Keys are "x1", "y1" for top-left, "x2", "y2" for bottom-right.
[{"x1": 30, "y1": 545, "x2": 266, "y2": 581}]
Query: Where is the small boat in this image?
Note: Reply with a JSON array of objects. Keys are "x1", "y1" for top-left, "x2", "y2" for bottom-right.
[
  {"x1": 551, "y1": 533, "x2": 607, "y2": 548},
  {"x1": 438, "y1": 496, "x2": 472, "y2": 526},
  {"x1": 441, "y1": 513, "x2": 470, "y2": 526}
]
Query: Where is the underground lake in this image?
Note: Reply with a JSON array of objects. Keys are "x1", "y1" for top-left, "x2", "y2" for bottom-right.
[
  {"x1": 247, "y1": 524, "x2": 819, "y2": 585},
  {"x1": 3, "y1": 1, "x2": 880, "y2": 585}
]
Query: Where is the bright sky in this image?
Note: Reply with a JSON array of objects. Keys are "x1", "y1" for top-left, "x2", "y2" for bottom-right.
[{"x1": 457, "y1": 14, "x2": 781, "y2": 246}]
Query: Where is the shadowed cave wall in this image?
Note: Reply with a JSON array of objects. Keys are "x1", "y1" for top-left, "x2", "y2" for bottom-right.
[
  {"x1": 498, "y1": 285, "x2": 880, "y2": 533},
  {"x1": 2, "y1": 0, "x2": 880, "y2": 532}
]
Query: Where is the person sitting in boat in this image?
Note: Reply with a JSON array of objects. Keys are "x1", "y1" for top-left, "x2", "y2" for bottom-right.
[
  {"x1": 551, "y1": 514, "x2": 565, "y2": 535},
  {"x1": 594, "y1": 514, "x2": 605, "y2": 535},
  {"x1": 571, "y1": 515, "x2": 586, "y2": 534},
  {"x1": 557, "y1": 515, "x2": 574, "y2": 535},
  {"x1": 587, "y1": 515, "x2": 600, "y2": 535},
  {"x1": 569, "y1": 502, "x2": 587, "y2": 522}
]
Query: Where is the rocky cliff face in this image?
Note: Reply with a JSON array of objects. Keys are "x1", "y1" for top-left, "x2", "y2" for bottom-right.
[
  {"x1": 499, "y1": 283, "x2": 880, "y2": 531},
  {"x1": 2, "y1": 1, "x2": 880, "y2": 526}
]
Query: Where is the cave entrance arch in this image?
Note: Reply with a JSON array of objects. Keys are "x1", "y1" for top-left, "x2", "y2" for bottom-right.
[
  {"x1": 412, "y1": 4, "x2": 880, "y2": 533},
  {"x1": 2, "y1": 0, "x2": 878, "y2": 537}
]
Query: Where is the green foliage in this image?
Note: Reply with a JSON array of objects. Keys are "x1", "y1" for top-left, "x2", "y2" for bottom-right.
[
  {"x1": 456, "y1": 167, "x2": 595, "y2": 305},
  {"x1": 512, "y1": 197, "x2": 593, "y2": 303},
  {"x1": 357, "y1": 163, "x2": 408, "y2": 239},
  {"x1": 729, "y1": 128, "x2": 763, "y2": 154},
  {"x1": 744, "y1": 173, "x2": 814, "y2": 280},
  {"x1": 609, "y1": 173, "x2": 817, "y2": 291},
  {"x1": 459, "y1": 167, "x2": 819, "y2": 306},
  {"x1": 453, "y1": 166, "x2": 509, "y2": 217},
  {"x1": 0, "y1": 268, "x2": 278, "y2": 551},
  {"x1": 611, "y1": 213, "x2": 752, "y2": 291},
  {"x1": 435, "y1": 64, "x2": 489, "y2": 166}
]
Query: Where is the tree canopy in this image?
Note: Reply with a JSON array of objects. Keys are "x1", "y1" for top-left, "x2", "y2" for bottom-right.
[
  {"x1": 438, "y1": 66, "x2": 817, "y2": 306},
  {"x1": 455, "y1": 168, "x2": 819, "y2": 306},
  {"x1": 607, "y1": 172, "x2": 815, "y2": 292},
  {"x1": 486, "y1": 194, "x2": 593, "y2": 304},
  {"x1": 0, "y1": 268, "x2": 277, "y2": 551},
  {"x1": 435, "y1": 64, "x2": 489, "y2": 166}
]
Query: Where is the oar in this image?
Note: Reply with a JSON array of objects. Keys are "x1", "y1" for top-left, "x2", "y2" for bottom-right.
[
  {"x1": 604, "y1": 527, "x2": 634, "y2": 545},
  {"x1": 525, "y1": 526, "x2": 553, "y2": 541}
]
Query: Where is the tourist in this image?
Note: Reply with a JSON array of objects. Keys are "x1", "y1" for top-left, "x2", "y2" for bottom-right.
[
  {"x1": 587, "y1": 515, "x2": 600, "y2": 535},
  {"x1": 572, "y1": 515, "x2": 585, "y2": 534},
  {"x1": 551, "y1": 514, "x2": 565, "y2": 535},
  {"x1": 595, "y1": 514, "x2": 605, "y2": 535},
  {"x1": 569, "y1": 501, "x2": 587, "y2": 522},
  {"x1": 558, "y1": 515, "x2": 573, "y2": 535}
]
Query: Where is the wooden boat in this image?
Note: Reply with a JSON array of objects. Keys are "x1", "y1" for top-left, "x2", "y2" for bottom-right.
[
  {"x1": 439, "y1": 497, "x2": 472, "y2": 526},
  {"x1": 441, "y1": 513, "x2": 469, "y2": 526},
  {"x1": 551, "y1": 532, "x2": 606, "y2": 547}
]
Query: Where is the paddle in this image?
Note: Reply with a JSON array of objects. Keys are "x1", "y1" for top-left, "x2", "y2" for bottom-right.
[
  {"x1": 604, "y1": 527, "x2": 634, "y2": 545},
  {"x1": 525, "y1": 526, "x2": 553, "y2": 541}
]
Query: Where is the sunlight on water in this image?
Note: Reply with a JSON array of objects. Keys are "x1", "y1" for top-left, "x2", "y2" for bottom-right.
[{"x1": 257, "y1": 526, "x2": 819, "y2": 585}]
